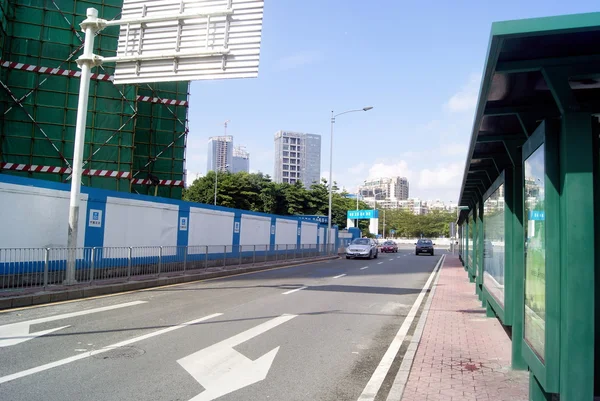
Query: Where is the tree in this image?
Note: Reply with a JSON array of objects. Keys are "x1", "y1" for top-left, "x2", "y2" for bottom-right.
[{"x1": 183, "y1": 172, "x2": 455, "y2": 238}]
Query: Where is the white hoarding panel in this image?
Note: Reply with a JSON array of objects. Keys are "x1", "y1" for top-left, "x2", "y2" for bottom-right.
[
  {"x1": 275, "y1": 219, "x2": 296, "y2": 245},
  {"x1": 0, "y1": 183, "x2": 87, "y2": 250},
  {"x1": 240, "y1": 214, "x2": 270, "y2": 250},
  {"x1": 113, "y1": 0, "x2": 264, "y2": 84},
  {"x1": 104, "y1": 197, "x2": 178, "y2": 249},
  {"x1": 188, "y1": 207, "x2": 234, "y2": 247},
  {"x1": 301, "y1": 222, "x2": 317, "y2": 246}
]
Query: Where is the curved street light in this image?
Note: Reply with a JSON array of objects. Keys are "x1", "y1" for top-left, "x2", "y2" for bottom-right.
[{"x1": 327, "y1": 106, "x2": 373, "y2": 251}]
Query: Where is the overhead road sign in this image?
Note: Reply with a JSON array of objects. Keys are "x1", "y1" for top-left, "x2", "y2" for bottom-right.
[
  {"x1": 64, "y1": 1, "x2": 265, "y2": 285},
  {"x1": 347, "y1": 209, "x2": 378, "y2": 219},
  {"x1": 111, "y1": 0, "x2": 265, "y2": 84}
]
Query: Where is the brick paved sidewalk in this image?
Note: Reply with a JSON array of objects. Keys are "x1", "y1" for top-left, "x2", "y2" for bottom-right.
[{"x1": 400, "y1": 255, "x2": 529, "y2": 401}]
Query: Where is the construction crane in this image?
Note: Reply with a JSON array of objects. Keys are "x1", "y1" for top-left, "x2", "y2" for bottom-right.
[{"x1": 223, "y1": 120, "x2": 230, "y2": 136}]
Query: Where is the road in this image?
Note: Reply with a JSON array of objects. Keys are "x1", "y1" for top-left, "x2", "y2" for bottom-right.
[{"x1": 0, "y1": 247, "x2": 444, "y2": 401}]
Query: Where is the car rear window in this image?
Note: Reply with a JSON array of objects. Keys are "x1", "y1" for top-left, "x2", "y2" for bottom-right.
[{"x1": 418, "y1": 240, "x2": 432, "y2": 245}]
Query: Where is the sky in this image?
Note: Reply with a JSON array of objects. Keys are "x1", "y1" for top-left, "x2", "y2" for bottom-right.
[{"x1": 185, "y1": 0, "x2": 597, "y2": 203}]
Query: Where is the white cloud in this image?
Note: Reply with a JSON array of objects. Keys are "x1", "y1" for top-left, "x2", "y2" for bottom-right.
[
  {"x1": 418, "y1": 162, "x2": 464, "y2": 190},
  {"x1": 185, "y1": 171, "x2": 203, "y2": 187},
  {"x1": 367, "y1": 161, "x2": 414, "y2": 181},
  {"x1": 444, "y1": 73, "x2": 481, "y2": 114},
  {"x1": 348, "y1": 162, "x2": 367, "y2": 175}
]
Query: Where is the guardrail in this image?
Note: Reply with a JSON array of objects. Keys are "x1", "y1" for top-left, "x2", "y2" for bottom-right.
[{"x1": 0, "y1": 243, "x2": 334, "y2": 291}]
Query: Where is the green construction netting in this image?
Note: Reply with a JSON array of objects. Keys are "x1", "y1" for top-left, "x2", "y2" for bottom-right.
[{"x1": 0, "y1": 0, "x2": 188, "y2": 199}]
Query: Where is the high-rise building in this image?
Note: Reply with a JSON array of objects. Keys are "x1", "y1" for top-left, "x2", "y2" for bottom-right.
[
  {"x1": 207, "y1": 136, "x2": 233, "y2": 172},
  {"x1": 274, "y1": 131, "x2": 321, "y2": 188},
  {"x1": 359, "y1": 176, "x2": 409, "y2": 207},
  {"x1": 232, "y1": 146, "x2": 250, "y2": 173}
]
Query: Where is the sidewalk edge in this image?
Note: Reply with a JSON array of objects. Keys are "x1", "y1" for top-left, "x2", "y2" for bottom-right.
[{"x1": 385, "y1": 253, "x2": 446, "y2": 401}]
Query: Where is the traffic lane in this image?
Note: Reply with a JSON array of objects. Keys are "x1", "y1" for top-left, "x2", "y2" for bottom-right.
[
  {"x1": 1, "y1": 253, "x2": 440, "y2": 401},
  {"x1": 0, "y1": 255, "x2": 388, "y2": 376}
]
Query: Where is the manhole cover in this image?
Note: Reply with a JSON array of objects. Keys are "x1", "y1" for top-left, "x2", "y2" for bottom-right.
[{"x1": 92, "y1": 346, "x2": 146, "y2": 360}]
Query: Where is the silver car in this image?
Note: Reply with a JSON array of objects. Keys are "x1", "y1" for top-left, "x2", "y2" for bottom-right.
[{"x1": 346, "y1": 238, "x2": 379, "y2": 259}]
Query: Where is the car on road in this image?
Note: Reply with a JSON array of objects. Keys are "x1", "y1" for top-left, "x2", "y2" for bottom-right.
[
  {"x1": 415, "y1": 239, "x2": 435, "y2": 256},
  {"x1": 381, "y1": 241, "x2": 398, "y2": 253},
  {"x1": 346, "y1": 238, "x2": 379, "y2": 259}
]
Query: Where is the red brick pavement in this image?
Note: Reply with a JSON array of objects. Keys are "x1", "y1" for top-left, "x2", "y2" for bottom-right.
[{"x1": 400, "y1": 255, "x2": 529, "y2": 401}]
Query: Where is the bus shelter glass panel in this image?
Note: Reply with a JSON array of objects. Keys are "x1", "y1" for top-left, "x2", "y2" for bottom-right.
[
  {"x1": 483, "y1": 184, "x2": 505, "y2": 306},
  {"x1": 524, "y1": 144, "x2": 546, "y2": 361},
  {"x1": 467, "y1": 214, "x2": 473, "y2": 268}
]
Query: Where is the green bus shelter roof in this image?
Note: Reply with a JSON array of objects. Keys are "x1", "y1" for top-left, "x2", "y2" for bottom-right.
[{"x1": 457, "y1": 12, "x2": 600, "y2": 222}]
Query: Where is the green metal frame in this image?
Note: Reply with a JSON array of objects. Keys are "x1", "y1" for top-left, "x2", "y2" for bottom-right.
[
  {"x1": 476, "y1": 199, "x2": 484, "y2": 301},
  {"x1": 520, "y1": 121, "x2": 560, "y2": 393},
  {"x1": 556, "y1": 113, "x2": 595, "y2": 400}
]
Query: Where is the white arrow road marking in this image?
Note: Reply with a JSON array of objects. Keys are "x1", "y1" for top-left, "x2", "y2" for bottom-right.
[
  {"x1": 377, "y1": 262, "x2": 383, "y2": 265},
  {"x1": 281, "y1": 286, "x2": 307, "y2": 295},
  {"x1": 0, "y1": 300, "x2": 147, "y2": 347},
  {"x1": 0, "y1": 313, "x2": 222, "y2": 384},
  {"x1": 178, "y1": 314, "x2": 297, "y2": 401},
  {"x1": 332, "y1": 274, "x2": 347, "y2": 279},
  {"x1": 360, "y1": 266, "x2": 369, "y2": 270}
]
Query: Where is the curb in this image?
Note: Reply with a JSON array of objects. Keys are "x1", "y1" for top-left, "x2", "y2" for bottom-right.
[
  {"x1": 386, "y1": 254, "x2": 445, "y2": 401},
  {"x1": 0, "y1": 255, "x2": 339, "y2": 311}
]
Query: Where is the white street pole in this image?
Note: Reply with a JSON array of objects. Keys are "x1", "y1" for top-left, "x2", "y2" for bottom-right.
[
  {"x1": 355, "y1": 189, "x2": 359, "y2": 228},
  {"x1": 383, "y1": 208, "x2": 386, "y2": 239},
  {"x1": 326, "y1": 107, "x2": 372, "y2": 251},
  {"x1": 66, "y1": 8, "x2": 99, "y2": 284},
  {"x1": 327, "y1": 111, "x2": 334, "y2": 252}
]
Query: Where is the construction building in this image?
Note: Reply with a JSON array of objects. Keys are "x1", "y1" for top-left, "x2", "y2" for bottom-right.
[
  {"x1": 207, "y1": 136, "x2": 233, "y2": 173},
  {"x1": 232, "y1": 146, "x2": 249, "y2": 173},
  {"x1": 359, "y1": 176, "x2": 409, "y2": 206},
  {"x1": 0, "y1": 0, "x2": 189, "y2": 199}
]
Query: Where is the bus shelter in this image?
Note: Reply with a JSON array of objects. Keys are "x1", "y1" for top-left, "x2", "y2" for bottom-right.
[{"x1": 456, "y1": 12, "x2": 600, "y2": 401}]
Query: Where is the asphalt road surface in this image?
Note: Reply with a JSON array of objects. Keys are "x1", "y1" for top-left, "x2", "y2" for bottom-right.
[{"x1": 0, "y1": 247, "x2": 444, "y2": 401}]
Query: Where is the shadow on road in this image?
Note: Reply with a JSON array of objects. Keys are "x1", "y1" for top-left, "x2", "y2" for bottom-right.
[{"x1": 0, "y1": 309, "x2": 410, "y2": 341}]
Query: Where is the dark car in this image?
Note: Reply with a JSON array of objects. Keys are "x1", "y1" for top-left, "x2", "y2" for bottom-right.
[
  {"x1": 381, "y1": 241, "x2": 398, "y2": 253},
  {"x1": 415, "y1": 239, "x2": 435, "y2": 256}
]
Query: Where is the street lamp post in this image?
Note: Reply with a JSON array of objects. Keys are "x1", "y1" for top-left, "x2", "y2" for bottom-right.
[
  {"x1": 214, "y1": 164, "x2": 229, "y2": 206},
  {"x1": 327, "y1": 106, "x2": 373, "y2": 252}
]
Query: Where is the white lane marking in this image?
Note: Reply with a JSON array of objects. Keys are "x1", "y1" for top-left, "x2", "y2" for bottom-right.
[
  {"x1": 0, "y1": 313, "x2": 222, "y2": 384},
  {"x1": 357, "y1": 255, "x2": 445, "y2": 401},
  {"x1": 0, "y1": 300, "x2": 147, "y2": 347},
  {"x1": 377, "y1": 262, "x2": 383, "y2": 265},
  {"x1": 360, "y1": 266, "x2": 369, "y2": 270},
  {"x1": 178, "y1": 314, "x2": 296, "y2": 401},
  {"x1": 333, "y1": 274, "x2": 347, "y2": 279},
  {"x1": 281, "y1": 286, "x2": 307, "y2": 295}
]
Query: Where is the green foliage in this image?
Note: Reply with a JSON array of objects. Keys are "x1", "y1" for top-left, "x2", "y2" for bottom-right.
[
  {"x1": 184, "y1": 172, "x2": 454, "y2": 235},
  {"x1": 184, "y1": 172, "x2": 357, "y2": 228},
  {"x1": 377, "y1": 208, "x2": 456, "y2": 238}
]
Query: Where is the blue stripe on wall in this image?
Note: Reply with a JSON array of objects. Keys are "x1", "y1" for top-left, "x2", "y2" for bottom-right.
[
  {"x1": 232, "y1": 212, "x2": 242, "y2": 250},
  {"x1": 177, "y1": 204, "x2": 190, "y2": 247},
  {"x1": 297, "y1": 220, "x2": 302, "y2": 248},
  {"x1": 270, "y1": 217, "x2": 276, "y2": 251},
  {"x1": 84, "y1": 193, "x2": 107, "y2": 248}
]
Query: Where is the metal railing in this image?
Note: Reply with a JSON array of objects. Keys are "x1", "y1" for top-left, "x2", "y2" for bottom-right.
[{"x1": 0, "y1": 243, "x2": 335, "y2": 291}]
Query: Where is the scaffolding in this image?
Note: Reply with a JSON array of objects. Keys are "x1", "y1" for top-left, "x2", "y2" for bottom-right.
[{"x1": 0, "y1": 0, "x2": 189, "y2": 199}]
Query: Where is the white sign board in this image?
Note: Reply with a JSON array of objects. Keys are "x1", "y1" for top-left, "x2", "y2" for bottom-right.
[
  {"x1": 89, "y1": 209, "x2": 103, "y2": 227},
  {"x1": 113, "y1": 0, "x2": 265, "y2": 84}
]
